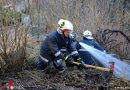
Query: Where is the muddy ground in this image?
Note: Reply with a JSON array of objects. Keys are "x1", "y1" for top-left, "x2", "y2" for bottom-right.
[{"x1": 0, "y1": 66, "x2": 130, "y2": 90}]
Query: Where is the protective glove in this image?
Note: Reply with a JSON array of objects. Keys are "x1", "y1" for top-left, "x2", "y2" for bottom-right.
[
  {"x1": 73, "y1": 54, "x2": 82, "y2": 62},
  {"x1": 73, "y1": 55, "x2": 86, "y2": 69},
  {"x1": 63, "y1": 55, "x2": 75, "y2": 67}
]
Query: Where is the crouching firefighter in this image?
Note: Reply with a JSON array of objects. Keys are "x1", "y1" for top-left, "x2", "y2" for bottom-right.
[
  {"x1": 35, "y1": 19, "x2": 83, "y2": 73},
  {"x1": 76, "y1": 30, "x2": 105, "y2": 65}
]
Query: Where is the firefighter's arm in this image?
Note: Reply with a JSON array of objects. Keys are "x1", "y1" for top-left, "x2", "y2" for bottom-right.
[
  {"x1": 67, "y1": 37, "x2": 82, "y2": 62},
  {"x1": 48, "y1": 36, "x2": 64, "y2": 59}
]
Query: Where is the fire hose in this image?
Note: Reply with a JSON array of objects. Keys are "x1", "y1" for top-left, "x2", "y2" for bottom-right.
[
  {"x1": 71, "y1": 61, "x2": 114, "y2": 73},
  {"x1": 65, "y1": 55, "x2": 114, "y2": 73}
]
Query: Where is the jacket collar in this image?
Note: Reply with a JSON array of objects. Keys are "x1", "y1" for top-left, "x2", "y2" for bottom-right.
[{"x1": 56, "y1": 28, "x2": 63, "y2": 34}]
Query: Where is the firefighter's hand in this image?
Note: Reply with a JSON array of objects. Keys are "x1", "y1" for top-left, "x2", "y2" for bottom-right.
[
  {"x1": 73, "y1": 55, "x2": 85, "y2": 69},
  {"x1": 64, "y1": 55, "x2": 75, "y2": 67},
  {"x1": 64, "y1": 55, "x2": 74, "y2": 64},
  {"x1": 73, "y1": 54, "x2": 82, "y2": 62}
]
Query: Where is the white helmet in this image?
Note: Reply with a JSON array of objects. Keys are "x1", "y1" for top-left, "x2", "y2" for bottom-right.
[
  {"x1": 57, "y1": 19, "x2": 73, "y2": 33},
  {"x1": 83, "y1": 30, "x2": 93, "y2": 39}
]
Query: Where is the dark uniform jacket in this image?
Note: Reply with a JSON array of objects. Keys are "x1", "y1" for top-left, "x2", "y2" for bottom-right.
[{"x1": 40, "y1": 29, "x2": 78, "y2": 62}]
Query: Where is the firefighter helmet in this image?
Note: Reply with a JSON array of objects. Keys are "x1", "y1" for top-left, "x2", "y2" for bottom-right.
[{"x1": 83, "y1": 30, "x2": 93, "y2": 39}]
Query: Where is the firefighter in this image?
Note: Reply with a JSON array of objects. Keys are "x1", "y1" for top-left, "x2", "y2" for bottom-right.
[
  {"x1": 35, "y1": 19, "x2": 83, "y2": 73},
  {"x1": 81, "y1": 30, "x2": 105, "y2": 51},
  {"x1": 77, "y1": 30, "x2": 105, "y2": 65}
]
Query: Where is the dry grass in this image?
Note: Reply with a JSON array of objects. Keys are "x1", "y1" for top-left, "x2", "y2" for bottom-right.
[
  {"x1": 0, "y1": 26, "x2": 29, "y2": 73},
  {"x1": 29, "y1": 0, "x2": 130, "y2": 35},
  {"x1": 94, "y1": 29, "x2": 130, "y2": 59},
  {"x1": 0, "y1": 0, "x2": 30, "y2": 73}
]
